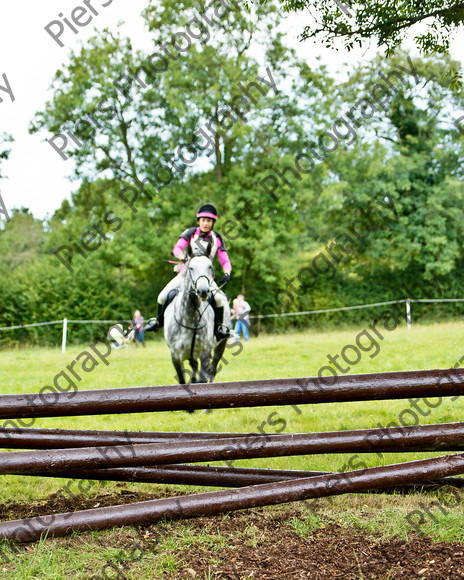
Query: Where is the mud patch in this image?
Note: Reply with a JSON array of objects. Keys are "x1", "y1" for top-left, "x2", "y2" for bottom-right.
[{"x1": 1, "y1": 490, "x2": 464, "y2": 578}]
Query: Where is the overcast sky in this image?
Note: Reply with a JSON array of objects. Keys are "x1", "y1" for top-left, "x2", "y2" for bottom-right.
[{"x1": 0, "y1": 1, "x2": 462, "y2": 220}]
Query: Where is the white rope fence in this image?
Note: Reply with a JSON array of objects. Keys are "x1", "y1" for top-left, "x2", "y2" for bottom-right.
[
  {"x1": 0, "y1": 319, "x2": 129, "y2": 331},
  {"x1": 0, "y1": 319, "x2": 130, "y2": 353},
  {"x1": 1, "y1": 298, "x2": 463, "y2": 352},
  {"x1": 251, "y1": 298, "x2": 464, "y2": 320},
  {"x1": 249, "y1": 299, "x2": 405, "y2": 319},
  {"x1": 0, "y1": 320, "x2": 64, "y2": 330}
]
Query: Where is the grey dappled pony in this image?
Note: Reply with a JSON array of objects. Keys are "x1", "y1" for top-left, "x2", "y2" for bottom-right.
[{"x1": 164, "y1": 255, "x2": 228, "y2": 384}]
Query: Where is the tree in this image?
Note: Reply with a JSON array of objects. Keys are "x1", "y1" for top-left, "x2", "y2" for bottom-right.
[
  {"x1": 0, "y1": 209, "x2": 45, "y2": 271},
  {"x1": 308, "y1": 52, "x2": 464, "y2": 287},
  {"x1": 277, "y1": 0, "x2": 464, "y2": 59},
  {"x1": 31, "y1": 0, "x2": 335, "y2": 309},
  {"x1": 0, "y1": 133, "x2": 12, "y2": 165},
  {"x1": 0, "y1": 133, "x2": 13, "y2": 224}
]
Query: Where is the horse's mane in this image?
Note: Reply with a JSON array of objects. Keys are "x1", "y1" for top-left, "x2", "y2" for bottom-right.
[{"x1": 186, "y1": 236, "x2": 213, "y2": 260}]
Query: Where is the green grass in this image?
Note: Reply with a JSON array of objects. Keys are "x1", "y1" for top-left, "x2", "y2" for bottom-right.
[{"x1": 1, "y1": 319, "x2": 464, "y2": 577}]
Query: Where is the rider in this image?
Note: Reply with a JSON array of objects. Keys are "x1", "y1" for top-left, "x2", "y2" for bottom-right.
[{"x1": 146, "y1": 204, "x2": 232, "y2": 340}]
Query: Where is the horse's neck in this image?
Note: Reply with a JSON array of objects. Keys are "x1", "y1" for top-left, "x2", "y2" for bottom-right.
[{"x1": 177, "y1": 284, "x2": 202, "y2": 323}]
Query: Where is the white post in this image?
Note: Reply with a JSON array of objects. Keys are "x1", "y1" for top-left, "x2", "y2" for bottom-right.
[
  {"x1": 406, "y1": 299, "x2": 411, "y2": 330},
  {"x1": 62, "y1": 318, "x2": 68, "y2": 353}
]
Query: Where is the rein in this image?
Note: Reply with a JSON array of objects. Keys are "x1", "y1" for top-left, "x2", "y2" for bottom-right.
[{"x1": 173, "y1": 263, "x2": 212, "y2": 360}]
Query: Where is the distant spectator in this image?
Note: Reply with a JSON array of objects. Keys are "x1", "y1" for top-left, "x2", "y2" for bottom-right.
[
  {"x1": 131, "y1": 310, "x2": 146, "y2": 347},
  {"x1": 231, "y1": 294, "x2": 251, "y2": 342},
  {"x1": 231, "y1": 297, "x2": 241, "y2": 320}
]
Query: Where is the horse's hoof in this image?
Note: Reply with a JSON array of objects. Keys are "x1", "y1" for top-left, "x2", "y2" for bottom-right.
[
  {"x1": 201, "y1": 409, "x2": 212, "y2": 414},
  {"x1": 191, "y1": 377, "x2": 198, "y2": 384},
  {"x1": 186, "y1": 409, "x2": 195, "y2": 414}
]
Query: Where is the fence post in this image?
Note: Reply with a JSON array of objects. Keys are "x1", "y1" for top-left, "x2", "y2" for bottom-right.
[
  {"x1": 62, "y1": 318, "x2": 68, "y2": 353},
  {"x1": 406, "y1": 299, "x2": 411, "y2": 330}
]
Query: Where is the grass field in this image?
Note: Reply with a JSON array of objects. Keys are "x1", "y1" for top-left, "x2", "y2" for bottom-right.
[{"x1": 1, "y1": 319, "x2": 464, "y2": 578}]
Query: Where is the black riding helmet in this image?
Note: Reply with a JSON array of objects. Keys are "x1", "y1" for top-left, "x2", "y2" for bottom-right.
[{"x1": 196, "y1": 204, "x2": 218, "y2": 223}]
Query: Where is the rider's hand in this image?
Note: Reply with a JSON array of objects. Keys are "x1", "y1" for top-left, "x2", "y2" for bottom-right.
[{"x1": 219, "y1": 273, "x2": 230, "y2": 286}]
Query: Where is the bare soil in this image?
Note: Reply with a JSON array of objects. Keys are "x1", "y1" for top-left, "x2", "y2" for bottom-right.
[{"x1": 2, "y1": 490, "x2": 464, "y2": 579}]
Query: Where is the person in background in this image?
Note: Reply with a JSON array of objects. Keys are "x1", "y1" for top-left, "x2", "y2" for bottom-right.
[
  {"x1": 231, "y1": 297, "x2": 241, "y2": 320},
  {"x1": 232, "y1": 294, "x2": 251, "y2": 342},
  {"x1": 131, "y1": 310, "x2": 146, "y2": 347}
]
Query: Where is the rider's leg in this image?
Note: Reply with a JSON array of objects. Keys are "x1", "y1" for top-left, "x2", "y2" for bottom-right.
[
  {"x1": 146, "y1": 275, "x2": 183, "y2": 332},
  {"x1": 158, "y1": 273, "x2": 184, "y2": 304},
  {"x1": 146, "y1": 302, "x2": 166, "y2": 332},
  {"x1": 212, "y1": 305, "x2": 229, "y2": 340},
  {"x1": 211, "y1": 285, "x2": 231, "y2": 340}
]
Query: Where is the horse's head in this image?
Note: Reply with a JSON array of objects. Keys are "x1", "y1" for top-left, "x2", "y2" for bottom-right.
[{"x1": 186, "y1": 255, "x2": 214, "y2": 301}]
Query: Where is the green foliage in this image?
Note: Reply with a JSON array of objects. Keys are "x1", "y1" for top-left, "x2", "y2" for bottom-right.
[
  {"x1": 315, "y1": 53, "x2": 464, "y2": 282},
  {"x1": 0, "y1": 133, "x2": 13, "y2": 165},
  {"x1": 0, "y1": 133, "x2": 13, "y2": 210},
  {"x1": 2, "y1": 3, "x2": 464, "y2": 344},
  {"x1": 276, "y1": 0, "x2": 464, "y2": 61},
  {"x1": 3, "y1": 324, "x2": 464, "y2": 577}
]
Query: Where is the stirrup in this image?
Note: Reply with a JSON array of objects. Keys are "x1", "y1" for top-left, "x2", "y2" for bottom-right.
[
  {"x1": 215, "y1": 325, "x2": 231, "y2": 341},
  {"x1": 145, "y1": 317, "x2": 160, "y2": 332}
]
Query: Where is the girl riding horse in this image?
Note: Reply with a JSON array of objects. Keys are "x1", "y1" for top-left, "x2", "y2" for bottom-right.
[{"x1": 146, "y1": 204, "x2": 232, "y2": 340}]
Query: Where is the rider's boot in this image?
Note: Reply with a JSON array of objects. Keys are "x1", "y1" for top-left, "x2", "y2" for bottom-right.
[
  {"x1": 145, "y1": 302, "x2": 165, "y2": 332},
  {"x1": 213, "y1": 306, "x2": 230, "y2": 341}
]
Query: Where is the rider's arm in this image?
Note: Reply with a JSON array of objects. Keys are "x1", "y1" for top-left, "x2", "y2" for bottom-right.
[
  {"x1": 173, "y1": 237, "x2": 188, "y2": 260},
  {"x1": 216, "y1": 234, "x2": 231, "y2": 274},
  {"x1": 173, "y1": 227, "x2": 197, "y2": 260}
]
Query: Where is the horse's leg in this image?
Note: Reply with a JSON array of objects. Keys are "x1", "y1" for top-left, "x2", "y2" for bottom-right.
[
  {"x1": 189, "y1": 358, "x2": 199, "y2": 383},
  {"x1": 208, "y1": 339, "x2": 227, "y2": 382},
  {"x1": 199, "y1": 351, "x2": 211, "y2": 384},
  {"x1": 172, "y1": 356, "x2": 196, "y2": 413},
  {"x1": 171, "y1": 356, "x2": 185, "y2": 385}
]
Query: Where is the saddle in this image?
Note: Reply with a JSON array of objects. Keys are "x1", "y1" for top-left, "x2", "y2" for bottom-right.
[{"x1": 166, "y1": 288, "x2": 179, "y2": 308}]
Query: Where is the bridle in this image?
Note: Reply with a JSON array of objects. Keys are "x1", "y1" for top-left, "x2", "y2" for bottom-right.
[
  {"x1": 188, "y1": 269, "x2": 212, "y2": 297},
  {"x1": 174, "y1": 257, "x2": 214, "y2": 359}
]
